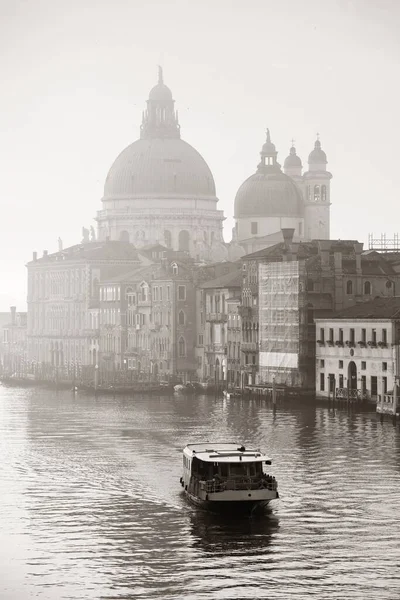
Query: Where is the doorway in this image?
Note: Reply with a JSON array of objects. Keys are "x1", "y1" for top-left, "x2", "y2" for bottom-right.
[{"x1": 348, "y1": 361, "x2": 357, "y2": 391}]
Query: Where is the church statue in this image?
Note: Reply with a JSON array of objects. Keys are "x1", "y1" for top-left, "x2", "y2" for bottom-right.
[
  {"x1": 90, "y1": 226, "x2": 96, "y2": 241},
  {"x1": 81, "y1": 227, "x2": 90, "y2": 244},
  {"x1": 58, "y1": 237, "x2": 63, "y2": 252}
]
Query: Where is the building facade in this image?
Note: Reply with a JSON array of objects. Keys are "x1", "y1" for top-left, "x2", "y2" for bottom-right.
[{"x1": 315, "y1": 297, "x2": 400, "y2": 403}]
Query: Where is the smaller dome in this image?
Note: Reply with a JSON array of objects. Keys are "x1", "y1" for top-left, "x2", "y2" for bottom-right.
[
  {"x1": 148, "y1": 82, "x2": 173, "y2": 103},
  {"x1": 284, "y1": 146, "x2": 302, "y2": 169},
  {"x1": 308, "y1": 139, "x2": 327, "y2": 164}
]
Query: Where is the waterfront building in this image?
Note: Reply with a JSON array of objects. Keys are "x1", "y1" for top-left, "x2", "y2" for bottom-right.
[
  {"x1": 198, "y1": 270, "x2": 242, "y2": 385},
  {"x1": 98, "y1": 255, "x2": 196, "y2": 381},
  {"x1": 315, "y1": 297, "x2": 400, "y2": 406},
  {"x1": 0, "y1": 307, "x2": 27, "y2": 375},
  {"x1": 96, "y1": 68, "x2": 226, "y2": 262},
  {"x1": 232, "y1": 132, "x2": 332, "y2": 256},
  {"x1": 26, "y1": 240, "x2": 141, "y2": 370},
  {"x1": 238, "y1": 231, "x2": 400, "y2": 390}
]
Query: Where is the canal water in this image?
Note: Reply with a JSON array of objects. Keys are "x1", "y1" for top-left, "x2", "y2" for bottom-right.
[{"x1": 1, "y1": 386, "x2": 400, "y2": 600}]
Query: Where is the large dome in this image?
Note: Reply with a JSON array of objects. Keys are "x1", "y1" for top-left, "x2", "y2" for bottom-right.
[
  {"x1": 234, "y1": 172, "x2": 303, "y2": 218},
  {"x1": 103, "y1": 137, "x2": 216, "y2": 199}
]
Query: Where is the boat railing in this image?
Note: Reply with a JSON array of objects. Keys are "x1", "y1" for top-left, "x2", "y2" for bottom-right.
[{"x1": 199, "y1": 475, "x2": 277, "y2": 493}]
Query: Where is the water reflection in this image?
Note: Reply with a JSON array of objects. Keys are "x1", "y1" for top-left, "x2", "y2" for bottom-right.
[{"x1": 189, "y1": 506, "x2": 280, "y2": 555}]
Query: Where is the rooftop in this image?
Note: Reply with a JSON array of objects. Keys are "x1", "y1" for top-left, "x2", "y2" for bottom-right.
[{"x1": 319, "y1": 296, "x2": 400, "y2": 320}]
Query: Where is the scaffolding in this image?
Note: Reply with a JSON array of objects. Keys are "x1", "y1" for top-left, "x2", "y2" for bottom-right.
[
  {"x1": 258, "y1": 261, "x2": 306, "y2": 386},
  {"x1": 368, "y1": 233, "x2": 400, "y2": 252}
]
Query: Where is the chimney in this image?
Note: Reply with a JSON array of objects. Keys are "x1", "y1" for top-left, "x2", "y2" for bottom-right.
[
  {"x1": 10, "y1": 306, "x2": 16, "y2": 325},
  {"x1": 281, "y1": 228, "x2": 295, "y2": 246},
  {"x1": 281, "y1": 228, "x2": 295, "y2": 261},
  {"x1": 32, "y1": 251, "x2": 37, "y2": 261}
]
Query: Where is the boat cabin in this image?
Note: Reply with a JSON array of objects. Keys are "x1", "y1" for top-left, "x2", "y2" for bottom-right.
[{"x1": 181, "y1": 442, "x2": 275, "y2": 493}]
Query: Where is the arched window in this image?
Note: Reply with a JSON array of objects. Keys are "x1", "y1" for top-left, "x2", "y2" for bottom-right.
[
  {"x1": 164, "y1": 230, "x2": 172, "y2": 248},
  {"x1": 321, "y1": 185, "x2": 327, "y2": 202},
  {"x1": 119, "y1": 230, "x2": 130, "y2": 242},
  {"x1": 171, "y1": 262, "x2": 178, "y2": 276},
  {"x1": 178, "y1": 336, "x2": 186, "y2": 357},
  {"x1": 364, "y1": 281, "x2": 371, "y2": 295},
  {"x1": 314, "y1": 185, "x2": 320, "y2": 202},
  {"x1": 140, "y1": 282, "x2": 148, "y2": 302},
  {"x1": 178, "y1": 230, "x2": 190, "y2": 252},
  {"x1": 346, "y1": 280, "x2": 353, "y2": 295},
  {"x1": 178, "y1": 310, "x2": 185, "y2": 325}
]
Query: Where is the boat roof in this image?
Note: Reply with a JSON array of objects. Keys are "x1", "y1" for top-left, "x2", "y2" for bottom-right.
[{"x1": 183, "y1": 442, "x2": 271, "y2": 463}]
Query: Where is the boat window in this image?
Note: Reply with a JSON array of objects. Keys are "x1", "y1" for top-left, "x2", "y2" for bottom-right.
[
  {"x1": 220, "y1": 463, "x2": 228, "y2": 477},
  {"x1": 229, "y1": 463, "x2": 248, "y2": 477}
]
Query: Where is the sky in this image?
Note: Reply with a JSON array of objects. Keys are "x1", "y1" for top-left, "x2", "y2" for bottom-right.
[{"x1": 1, "y1": 0, "x2": 400, "y2": 311}]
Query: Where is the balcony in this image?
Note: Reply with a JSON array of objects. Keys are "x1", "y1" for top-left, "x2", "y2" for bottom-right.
[
  {"x1": 238, "y1": 305, "x2": 252, "y2": 318},
  {"x1": 206, "y1": 344, "x2": 226, "y2": 353},
  {"x1": 206, "y1": 312, "x2": 228, "y2": 323},
  {"x1": 241, "y1": 342, "x2": 258, "y2": 352},
  {"x1": 345, "y1": 341, "x2": 356, "y2": 348},
  {"x1": 336, "y1": 388, "x2": 369, "y2": 401}
]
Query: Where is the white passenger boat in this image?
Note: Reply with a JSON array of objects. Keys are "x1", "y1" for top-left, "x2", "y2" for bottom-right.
[{"x1": 180, "y1": 442, "x2": 279, "y2": 512}]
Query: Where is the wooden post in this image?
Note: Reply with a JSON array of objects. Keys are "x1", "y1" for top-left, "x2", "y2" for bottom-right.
[{"x1": 272, "y1": 376, "x2": 277, "y2": 406}]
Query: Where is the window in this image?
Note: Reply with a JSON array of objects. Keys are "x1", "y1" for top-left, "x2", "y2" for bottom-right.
[
  {"x1": 339, "y1": 328, "x2": 343, "y2": 343},
  {"x1": 299, "y1": 221, "x2": 303, "y2": 236},
  {"x1": 159, "y1": 287, "x2": 163, "y2": 301},
  {"x1": 308, "y1": 280, "x2": 314, "y2": 292},
  {"x1": 320, "y1": 373, "x2": 325, "y2": 391},
  {"x1": 167, "y1": 285, "x2": 170, "y2": 301},
  {"x1": 320, "y1": 328, "x2": 325, "y2": 343},
  {"x1": 178, "y1": 285, "x2": 186, "y2": 301},
  {"x1": 361, "y1": 361, "x2": 366, "y2": 370},
  {"x1": 178, "y1": 310, "x2": 185, "y2": 325},
  {"x1": 364, "y1": 281, "x2": 371, "y2": 295},
  {"x1": 198, "y1": 334, "x2": 204, "y2": 346},
  {"x1": 320, "y1": 359, "x2": 325, "y2": 368},
  {"x1": 361, "y1": 329, "x2": 366, "y2": 343},
  {"x1": 171, "y1": 263, "x2": 178, "y2": 276},
  {"x1": 383, "y1": 376, "x2": 388, "y2": 394},
  {"x1": 346, "y1": 280, "x2": 353, "y2": 295},
  {"x1": 361, "y1": 375, "x2": 366, "y2": 392},
  {"x1": 350, "y1": 328, "x2": 355, "y2": 344},
  {"x1": 178, "y1": 337, "x2": 186, "y2": 357},
  {"x1": 382, "y1": 362, "x2": 387, "y2": 371},
  {"x1": 372, "y1": 328, "x2": 377, "y2": 344},
  {"x1": 314, "y1": 185, "x2": 320, "y2": 202},
  {"x1": 251, "y1": 222, "x2": 258, "y2": 235},
  {"x1": 321, "y1": 185, "x2": 327, "y2": 202},
  {"x1": 382, "y1": 329, "x2": 387, "y2": 344},
  {"x1": 329, "y1": 328, "x2": 334, "y2": 343},
  {"x1": 339, "y1": 360, "x2": 343, "y2": 369},
  {"x1": 154, "y1": 287, "x2": 158, "y2": 301},
  {"x1": 339, "y1": 374, "x2": 344, "y2": 388},
  {"x1": 371, "y1": 376, "x2": 378, "y2": 396}
]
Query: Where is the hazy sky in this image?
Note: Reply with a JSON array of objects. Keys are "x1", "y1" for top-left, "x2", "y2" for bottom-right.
[{"x1": 1, "y1": 0, "x2": 400, "y2": 311}]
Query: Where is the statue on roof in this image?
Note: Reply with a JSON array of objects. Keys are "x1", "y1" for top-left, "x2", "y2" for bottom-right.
[
  {"x1": 81, "y1": 227, "x2": 90, "y2": 244},
  {"x1": 90, "y1": 226, "x2": 96, "y2": 241}
]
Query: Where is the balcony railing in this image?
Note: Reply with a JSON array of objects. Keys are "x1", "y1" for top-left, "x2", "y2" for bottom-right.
[
  {"x1": 206, "y1": 312, "x2": 228, "y2": 322},
  {"x1": 335, "y1": 388, "x2": 369, "y2": 400},
  {"x1": 206, "y1": 344, "x2": 226, "y2": 353},
  {"x1": 241, "y1": 342, "x2": 258, "y2": 352}
]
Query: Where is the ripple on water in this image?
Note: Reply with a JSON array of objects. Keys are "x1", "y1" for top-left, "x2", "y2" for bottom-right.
[{"x1": 1, "y1": 388, "x2": 400, "y2": 599}]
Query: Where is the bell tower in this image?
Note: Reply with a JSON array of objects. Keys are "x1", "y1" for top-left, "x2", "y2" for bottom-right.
[{"x1": 303, "y1": 136, "x2": 332, "y2": 240}]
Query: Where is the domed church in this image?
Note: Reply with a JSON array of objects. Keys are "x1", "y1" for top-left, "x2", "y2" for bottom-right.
[
  {"x1": 96, "y1": 68, "x2": 226, "y2": 262},
  {"x1": 232, "y1": 130, "x2": 332, "y2": 255}
]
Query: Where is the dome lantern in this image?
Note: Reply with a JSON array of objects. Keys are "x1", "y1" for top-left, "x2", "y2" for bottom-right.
[
  {"x1": 140, "y1": 66, "x2": 180, "y2": 140},
  {"x1": 308, "y1": 136, "x2": 328, "y2": 171}
]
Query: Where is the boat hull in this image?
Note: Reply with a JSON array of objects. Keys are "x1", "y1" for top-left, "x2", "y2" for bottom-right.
[{"x1": 184, "y1": 489, "x2": 278, "y2": 514}]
